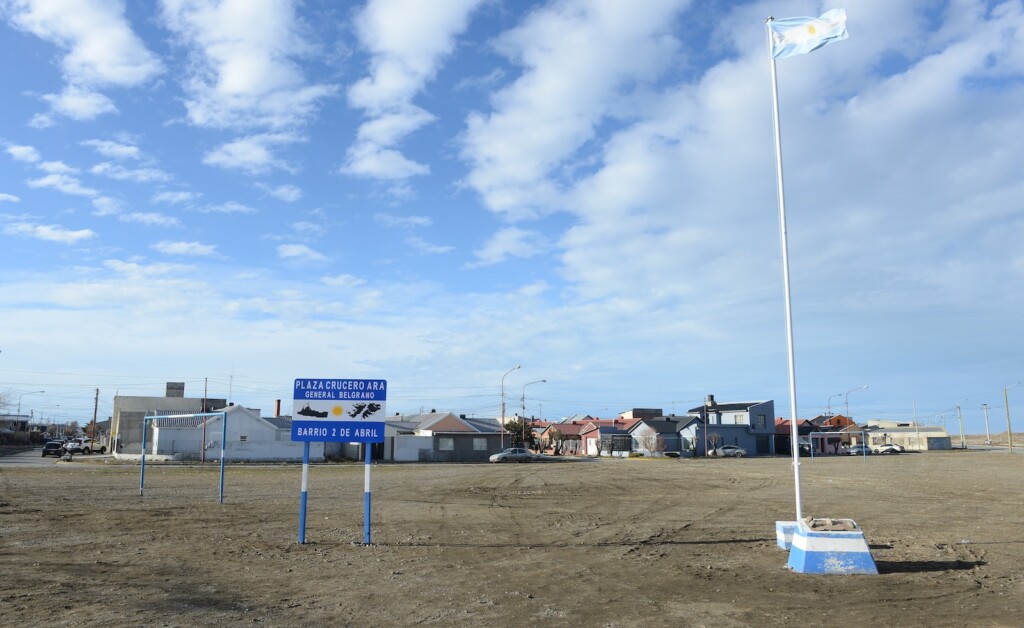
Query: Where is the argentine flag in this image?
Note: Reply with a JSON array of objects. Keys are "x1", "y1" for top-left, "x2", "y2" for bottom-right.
[{"x1": 768, "y1": 8, "x2": 848, "y2": 59}]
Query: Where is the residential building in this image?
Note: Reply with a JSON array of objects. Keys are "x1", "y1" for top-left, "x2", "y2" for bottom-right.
[
  {"x1": 681, "y1": 395, "x2": 776, "y2": 456},
  {"x1": 111, "y1": 383, "x2": 226, "y2": 454}
]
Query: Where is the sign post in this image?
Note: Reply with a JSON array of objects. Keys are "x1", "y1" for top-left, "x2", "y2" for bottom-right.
[{"x1": 291, "y1": 378, "x2": 386, "y2": 545}]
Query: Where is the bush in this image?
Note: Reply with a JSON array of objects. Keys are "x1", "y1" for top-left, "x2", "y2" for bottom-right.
[
  {"x1": 628, "y1": 452, "x2": 644, "y2": 458},
  {"x1": 664, "y1": 452, "x2": 680, "y2": 458}
]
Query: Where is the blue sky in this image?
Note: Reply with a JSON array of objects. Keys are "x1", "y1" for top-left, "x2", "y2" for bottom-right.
[{"x1": 1, "y1": 0, "x2": 1022, "y2": 436}]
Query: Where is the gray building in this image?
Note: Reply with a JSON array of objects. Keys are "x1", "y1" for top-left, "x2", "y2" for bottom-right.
[
  {"x1": 112, "y1": 382, "x2": 226, "y2": 453},
  {"x1": 681, "y1": 394, "x2": 776, "y2": 456}
]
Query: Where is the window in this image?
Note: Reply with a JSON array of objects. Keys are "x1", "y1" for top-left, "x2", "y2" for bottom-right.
[
  {"x1": 755, "y1": 414, "x2": 767, "y2": 429},
  {"x1": 473, "y1": 438, "x2": 487, "y2": 451},
  {"x1": 239, "y1": 434, "x2": 247, "y2": 443},
  {"x1": 439, "y1": 437, "x2": 454, "y2": 451}
]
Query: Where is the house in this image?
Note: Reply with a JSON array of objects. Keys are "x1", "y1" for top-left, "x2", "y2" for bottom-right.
[
  {"x1": 334, "y1": 412, "x2": 505, "y2": 462},
  {"x1": 628, "y1": 417, "x2": 685, "y2": 456},
  {"x1": 681, "y1": 395, "x2": 776, "y2": 456},
  {"x1": 539, "y1": 421, "x2": 587, "y2": 455},
  {"x1": 579, "y1": 419, "x2": 639, "y2": 456},
  {"x1": 111, "y1": 382, "x2": 226, "y2": 454},
  {"x1": 774, "y1": 418, "x2": 847, "y2": 455},
  {"x1": 859, "y1": 420, "x2": 952, "y2": 452},
  {"x1": 148, "y1": 405, "x2": 324, "y2": 462}
]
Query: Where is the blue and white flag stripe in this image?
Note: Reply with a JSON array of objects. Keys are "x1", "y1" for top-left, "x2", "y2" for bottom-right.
[{"x1": 768, "y1": 8, "x2": 848, "y2": 59}]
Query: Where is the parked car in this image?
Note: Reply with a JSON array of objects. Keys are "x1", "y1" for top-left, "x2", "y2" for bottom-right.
[
  {"x1": 849, "y1": 444, "x2": 871, "y2": 455},
  {"x1": 64, "y1": 439, "x2": 106, "y2": 455},
  {"x1": 714, "y1": 445, "x2": 747, "y2": 458},
  {"x1": 874, "y1": 444, "x2": 903, "y2": 454},
  {"x1": 489, "y1": 448, "x2": 534, "y2": 463},
  {"x1": 41, "y1": 441, "x2": 65, "y2": 457}
]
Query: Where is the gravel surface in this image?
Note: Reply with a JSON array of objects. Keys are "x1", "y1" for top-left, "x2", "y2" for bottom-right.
[{"x1": 1, "y1": 451, "x2": 1022, "y2": 626}]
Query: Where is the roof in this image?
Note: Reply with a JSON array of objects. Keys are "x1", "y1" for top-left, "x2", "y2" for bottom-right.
[
  {"x1": 688, "y1": 400, "x2": 769, "y2": 414},
  {"x1": 629, "y1": 418, "x2": 687, "y2": 434}
]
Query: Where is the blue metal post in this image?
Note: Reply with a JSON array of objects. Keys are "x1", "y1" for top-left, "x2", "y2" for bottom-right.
[
  {"x1": 218, "y1": 411, "x2": 227, "y2": 503},
  {"x1": 298, "y1": 441, "x2": 310, "y2": 544},
  {"x1": 139, "y1": 417, "x2": 148, "y2": 496},
  {"x1": 364, "y1": 444, "x2": 372, "y2": 545}
]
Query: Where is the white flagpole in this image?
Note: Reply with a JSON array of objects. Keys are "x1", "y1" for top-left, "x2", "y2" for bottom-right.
[{"x1": 766, "y1": 17, "x2": 803, "y2": 522}]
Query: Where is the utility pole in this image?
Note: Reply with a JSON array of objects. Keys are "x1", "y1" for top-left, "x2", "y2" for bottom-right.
[
  {"x1": 982, "y1": 403, "x2": 991, "y2": 445},
  {"x1": 90, "y1": 388, "x2": 99, "y2": 440},
  {"x1": 956, "y1": 404, "x2": 966, "y2": 449},
  {"x1": 1005, "y1": 385, "x2": 1015, "y2": 454}
]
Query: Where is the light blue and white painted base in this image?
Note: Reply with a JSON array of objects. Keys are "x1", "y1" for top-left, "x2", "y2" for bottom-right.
[
  {"x1": 775, "y1": 521, "x2": 797, "y2": 550},
  {"x1": 787, "y1": 518, "x2": 878, "y2": 575}
]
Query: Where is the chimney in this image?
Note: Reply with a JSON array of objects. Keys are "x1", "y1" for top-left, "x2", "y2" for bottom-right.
[
  {"x1": 166, "y1": 382, "x2": 185, "y2": 398},
  {"x1": 274, "y1": 399, "x2": 281, "y2": 416},
  {"x1": 705, "y1": 394, "x2": 716, "y2": 407}
]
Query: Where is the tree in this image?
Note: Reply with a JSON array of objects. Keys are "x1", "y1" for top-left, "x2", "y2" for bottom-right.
[
  {"x1": 547, "y1": 428, "x2": 562, "y2": 455},
  {"x1": 67, "y1": 420, "x2": 80, "y2": 437},
  {"x1": 637, "y1": 429, "x2": 664, "y2": 456},
  {"x1": 504, "y1": 418, "x2": 537, "y2": 449},
  {"x1": 706, "y1": 431, "x2": 723, "y2": 456}
]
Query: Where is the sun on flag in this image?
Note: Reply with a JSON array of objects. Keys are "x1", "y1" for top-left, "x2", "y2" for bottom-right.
[{"x1": 768, "y1": 8, "x2": 848, "y2": 59}]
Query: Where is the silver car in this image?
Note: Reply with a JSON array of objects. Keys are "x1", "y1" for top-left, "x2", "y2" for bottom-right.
[
  {"x1": 713, "y1": 445, "x2": 747, "y2": 458},
  {"x1": 489, "y1": 448, "x2": 534, "y2": 463}
]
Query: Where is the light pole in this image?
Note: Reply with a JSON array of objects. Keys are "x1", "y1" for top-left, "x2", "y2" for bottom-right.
[
  {"x1": 520, "y1": 380, "x2": 546, "y2": 448},
  {"x1": 16, "y1": 390, "x2": 45, "y2": 416},
  {"x1": 827, "y1": 393, "x2": 843, "y2": 417},
  {"x1": 844, "y1": 385, "x2": 869, "y2": 420},
  {"x1": 1005, "y1": 382, "x2": 1021, "y2": 454},
  {"x1": 981, "y1": 403, "x2": 991, "y2": 445},
  {"x1": 500, "y1": 365, "x2": 520, "y2": 449}
]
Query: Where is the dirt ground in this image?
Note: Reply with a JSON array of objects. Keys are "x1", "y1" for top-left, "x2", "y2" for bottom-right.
[{"x1": 1, "y1": 451, "x2": 1022, "y2": 627}]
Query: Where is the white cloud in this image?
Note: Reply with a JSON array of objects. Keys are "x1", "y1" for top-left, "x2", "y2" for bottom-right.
[
  {"x1": 202, "y1": 133, "x2": 299, "y2": 174},
  {"x1": 202, "y1": 201, "x2": 256, "y2": 214},
  {"x1": 81, "y1": 139, "x2": 141, "y2": 160},
  {"x1": 3, "y1": 221, "x2": 95, "y2": 244},
  {"x1": 26, "y1": 173, "x2": 97, "y2": 196},
  {"x1": 91, "y1": 162, "x2": 171, "y2": 183},
  {"x1": 6, "y1": 144, "x2": 41, "y2": 162},
  {"x1": 41, "y1": 86, "x2": 118, "y2": 120},
  {"x1": 159, "y1": 0, "x2": 337, "y2": 129},
  {"x1": 374, "y1": 212, "x2": 432, "y2": 228},
  {"x1": 152, "y1": 240, "x2": 217, "y2": 256},
  {"x1": 460, "y1": 0, "x2": 686, "y2": 219},
  {"x1": 152, "y1": 190, "x2": 200, "y2": 205},
  {"x1": 258, "y1": 183, "x2": 302, "y2": 202},
  {"x1": 468, "y1": 226, "x2": 546, "y2": 268},
  {"x1": 91, "y1": 196, "x2": 123, "y2": 216},
  {"x1": 406, "y1": 235, "x2": 453, "y2": 255},
  {"x1": 119, "y1": 212, "x2": 180, "y2": 227},
  {"x1": 38, "y1": 161, "x2": 78, "y2": 174},
  {"x1": 291, "y1": 221, "x2": 323, "y2": 237},
  {"x1": 321, "y1": 273, "x2": 366, "y2": 288},
  {"x1": 0, "y1": 193, "x2": 21, "y2": 202},
  {"x1": 342, "y1": 0, "x2": 484, "y2": 182},
  {"x1": 277, "y1": 243, "x2": 328, "y2": 262}
]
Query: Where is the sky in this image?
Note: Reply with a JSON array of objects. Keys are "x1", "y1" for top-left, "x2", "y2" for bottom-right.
[{"x1": 1, "y1": 0, "x2": 1022, "y2": 437}]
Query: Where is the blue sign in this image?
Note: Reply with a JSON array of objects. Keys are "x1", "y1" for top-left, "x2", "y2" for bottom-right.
[{"x1": 291, "y1": 378, "x2": 386, "y2": 443}]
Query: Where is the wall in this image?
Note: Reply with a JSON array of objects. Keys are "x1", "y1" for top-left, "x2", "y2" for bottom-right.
[{"x1": 113, "y1": 395, "x2": 226, "y2": 451}]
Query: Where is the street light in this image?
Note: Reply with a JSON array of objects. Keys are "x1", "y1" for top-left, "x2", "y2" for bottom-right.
[
  {"x1": 1005, "y1": 381, "x2": 1021, "y2": 454},
  {"x1": 844, "y1": 385, "x2": 869, "y2": 420},
  {"x1": 500, "y1": 365, "x2": 521, "y2": 449},
  {"x1": 827, "y1": 393, "x2": 843, "y2": 417},
  {"x1": 520, "y1": 380, "x2": 546, "y2": 447},
  {"x1": 16, "y1": 390, "x2": 45, "y2": 416}
]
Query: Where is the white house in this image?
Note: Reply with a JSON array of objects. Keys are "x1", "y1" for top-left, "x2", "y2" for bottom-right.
[{"x1": 149, "y1": 406, "x2": 324, "y2": 462}]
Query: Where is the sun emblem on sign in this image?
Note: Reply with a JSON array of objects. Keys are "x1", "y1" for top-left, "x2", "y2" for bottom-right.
[{"x1": 331, "y1": 405, "x2": 344, "y2": 417}]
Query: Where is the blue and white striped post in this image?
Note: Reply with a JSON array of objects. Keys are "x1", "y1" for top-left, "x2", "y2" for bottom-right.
[
  {"x1": 364, "y1": 445, "x2": 372, "y2": 545},
  {"x1": 298, "y1": 442, "x2": 310, "y2": 544}
]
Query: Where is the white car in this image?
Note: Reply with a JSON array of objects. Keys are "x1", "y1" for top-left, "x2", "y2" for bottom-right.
[
  {"x1": 489, "y1": 448, "x2": 534, "y2": 463},
  {"x1": 713, "y1": 445, "x2": 747, "y2": 458},
  {"x1": 64, "y1": 439, "x2": 106, "y2": 455}
]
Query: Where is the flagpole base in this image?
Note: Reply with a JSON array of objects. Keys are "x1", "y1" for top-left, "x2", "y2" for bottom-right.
[{"x1": 787, "y1": 518, "x2": 878, "y2": 575}]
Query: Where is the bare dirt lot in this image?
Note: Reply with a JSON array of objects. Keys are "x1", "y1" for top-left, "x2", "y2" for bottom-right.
[{"x1": 2, "y1": 451, "x2": 1022, "y2": 626}]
